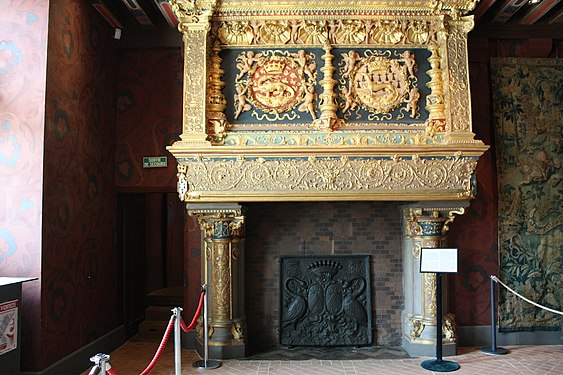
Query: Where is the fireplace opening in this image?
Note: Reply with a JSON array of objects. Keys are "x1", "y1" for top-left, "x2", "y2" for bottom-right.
[{"x1": 244, "y1": 201, "x2": 404, "y2": 355}]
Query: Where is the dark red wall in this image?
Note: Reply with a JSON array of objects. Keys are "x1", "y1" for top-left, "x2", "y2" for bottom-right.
[
  {"x1": 115, "y1": 49, "x2": 183, "y2": 191},
  {"x1": 448, "y1": 36, "x2": 562, "y2": 327},
  {"x1": 115, "y1": 47, "x2": 202, "y2": 323},
  {"x1": 40, "y1": 0, "x2": 119, "y2": 369}
]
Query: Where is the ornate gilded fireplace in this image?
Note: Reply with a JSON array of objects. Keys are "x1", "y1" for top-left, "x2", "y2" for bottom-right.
[{"x1": 167, "y1": 0, "x2": 487, "y2": 359}]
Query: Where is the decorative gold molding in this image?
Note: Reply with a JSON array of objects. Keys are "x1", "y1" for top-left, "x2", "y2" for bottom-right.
[{"x1": 176, "y1": 154, "x2": 478, "y2": 202}]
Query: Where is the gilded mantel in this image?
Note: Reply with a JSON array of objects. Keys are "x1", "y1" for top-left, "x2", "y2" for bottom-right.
[{"x1": 168, "y1": 0, "x2": 487, "y2": 202}]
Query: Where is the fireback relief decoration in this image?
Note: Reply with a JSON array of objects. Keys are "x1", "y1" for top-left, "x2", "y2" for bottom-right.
[
  {"x1": 280, "y1": 255, "x2": 372, "y2": 347},
  {"x1": 491, "y1": 58, "x2": 562, "y2": 332}
]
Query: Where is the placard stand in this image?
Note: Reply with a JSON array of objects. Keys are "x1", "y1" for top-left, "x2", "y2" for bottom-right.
[{"x1": 419, "y1": 248, "x2": 460, "y2": 372}]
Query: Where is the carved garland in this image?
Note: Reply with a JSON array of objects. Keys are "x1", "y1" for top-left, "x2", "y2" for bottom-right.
[{"x1": 177, "y1": 154, "x2": 477, "y2": 196}]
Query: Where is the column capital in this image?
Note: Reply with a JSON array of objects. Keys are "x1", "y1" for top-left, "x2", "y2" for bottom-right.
[
  {"x1": 405, "y1": 204, "x2": 467, "y2": 238},
  {"x1": 187, "y1": 203, "x2": 245, "y2": 238}
]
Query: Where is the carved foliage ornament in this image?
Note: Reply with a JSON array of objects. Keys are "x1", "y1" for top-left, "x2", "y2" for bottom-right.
[{"x1": 178, "y1": 155, "x2": 477, "y2": 196}]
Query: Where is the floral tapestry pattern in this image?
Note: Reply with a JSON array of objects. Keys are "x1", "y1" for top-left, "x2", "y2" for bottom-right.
[{"x1": 491, "y1": 58, "x2": 562, "y2": 331}]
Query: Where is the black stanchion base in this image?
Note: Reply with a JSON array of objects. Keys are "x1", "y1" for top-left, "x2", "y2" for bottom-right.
[
  {"x1": 193, "y1": 359, "x2": 221, "y2": 370},
  {"x1": 481, "y1": 346, "x2": 509, "y2": 355},
  {"x1": 420, "y1": 359, "x2": 460, "y2": 372}
]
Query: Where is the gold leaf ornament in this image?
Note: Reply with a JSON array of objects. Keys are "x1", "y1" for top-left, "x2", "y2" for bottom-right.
[
  {"x1": 218, "y1": 21, "x2": 254, "y2": 45},
  {"x1": 260, "y1": 21, "x2": 292, "y2": 45},
  {"x1": 298, "y1": 21, "x2": 328, "y2": 45}
]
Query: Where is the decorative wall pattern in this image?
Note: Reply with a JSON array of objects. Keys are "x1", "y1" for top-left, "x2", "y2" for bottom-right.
[
  {"x1": 116, "y1": 49, "x2": 182, "y2": 190},
  {"x1": 41, "y1": 0, "x2": 119, "y2": 369},
  {"x1": 0, "y1": 0, "x2": 49, "y2": 370},
  {"x1": 491, "y1": 58, "x2": 561, "y2": 332}
]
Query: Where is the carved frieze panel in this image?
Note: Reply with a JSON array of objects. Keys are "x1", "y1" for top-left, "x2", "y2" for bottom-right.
[{"x1": 176, "y1": 154, "x2": 478, "y2": 201}]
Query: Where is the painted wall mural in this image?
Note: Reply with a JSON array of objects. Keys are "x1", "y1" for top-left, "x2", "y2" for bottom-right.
[{"x1": 492, "y1": 58, "x2": 561, "y2": 332}]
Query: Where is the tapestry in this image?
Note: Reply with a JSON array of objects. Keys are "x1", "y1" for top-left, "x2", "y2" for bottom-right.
[{"x1": 491, "y1": 58, "x2": 562, "y2": 331}]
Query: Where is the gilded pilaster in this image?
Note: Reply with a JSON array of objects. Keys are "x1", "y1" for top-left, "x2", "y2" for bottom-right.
[
  {"x1": 188, "y1": 203, "x2": 246, "y2": 358},
  {"x1": 425, "y1": 43, "x2": 446, "y2": 136},
  {"x1": 443, "y1": 16, "x2": 480, "y2": 144},
  {"x1": 402, "y1": 204, "x2": 466, "y2": 356},
  {"x1": 170, "y1": 0, "x2": 218, "y2": 146}
]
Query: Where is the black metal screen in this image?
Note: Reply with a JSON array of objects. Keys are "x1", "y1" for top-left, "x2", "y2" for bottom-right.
[{"x1": 279, "y1": 255, "x2": 372, "y2": 347}]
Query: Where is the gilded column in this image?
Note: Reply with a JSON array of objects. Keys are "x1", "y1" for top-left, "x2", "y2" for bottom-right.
[
  {"x1": 170, "y1": 0, "x2": 218, "y2": 146},
  {"x1": 188, "y1": 203, "x2": 246, "y2": 359},
  {"x1": 313, "y1": 40, "x2": 343, "y2": 131},
  {"x1": 402, "y1": 204, "x2": 466, "y2": 357},
  {"x1": 443, "y1": 16, "x2": 481, "y2": 145},
  {"x1": 425, "y1": 43, "x2": 446, "y2": 136}
]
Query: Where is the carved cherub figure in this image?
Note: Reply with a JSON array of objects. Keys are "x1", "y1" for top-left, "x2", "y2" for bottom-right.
[
  {"x1": 341, "y1": 86, "x2": 357, "y2": 113},
  {"x1": 402, "y1": 50, "x2": 416, "y2": 78},
  {"x1": 298, "y1": 85, "x2": 317, "y2": 120},
  {"x1": 342, "y1": 50, "x2": 359, "y2": 78},
  {"x1": 236, "y1": 50, "x2": 257, "y2": 80},
  {"x1": 297, "y1": 50, "x2": 316, "y2": 81},
  {"x1": 405, "y1": 87, "x2": 420, "y2": 118},
  {"x1": 234, "y1": 84, "x2": 252, "y2": 119}
]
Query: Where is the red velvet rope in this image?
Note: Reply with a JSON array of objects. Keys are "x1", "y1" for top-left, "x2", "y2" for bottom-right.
[
  {"x1": 93, "y1": 291, "x2": 204, "y2": 375},
  {"x1": 139, "y1": 315, "x2": 175, "y2": 375},
  {"x1": 180, "y1": 290, "x2": 205, "y2": 333}
]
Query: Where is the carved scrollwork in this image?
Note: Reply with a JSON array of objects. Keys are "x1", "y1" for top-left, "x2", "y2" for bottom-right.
[{"x1": 180, "y1": 155, "x2": 478, "y2": 195}]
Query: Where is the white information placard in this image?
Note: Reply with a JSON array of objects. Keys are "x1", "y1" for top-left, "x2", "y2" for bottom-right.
[{"x1": 420, "y1": 248, "x2": 458, "y2": 273}]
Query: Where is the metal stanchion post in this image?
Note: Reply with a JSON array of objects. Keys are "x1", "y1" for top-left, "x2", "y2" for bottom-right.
[
  {"x1": 172, "y1": 307, "x2": 183, "y2": 375},
  {"x1": 193, "y1": 284, "x2": 221, "y2": 370},
  {"x1": 481, "y1": 276, "x2": 508, "y2": 355},
  {"x1": 88, "y1": 353, "x2": 111, "y2": 375}
]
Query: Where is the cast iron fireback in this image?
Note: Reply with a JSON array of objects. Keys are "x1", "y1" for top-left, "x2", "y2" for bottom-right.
[{"x1": 279, "y1": 255, "x2": 372, "y2": 347}]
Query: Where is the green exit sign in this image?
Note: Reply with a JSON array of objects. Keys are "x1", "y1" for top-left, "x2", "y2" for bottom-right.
[{"x1": 143, "y1": 156, "x2": 168, "y2": 168}]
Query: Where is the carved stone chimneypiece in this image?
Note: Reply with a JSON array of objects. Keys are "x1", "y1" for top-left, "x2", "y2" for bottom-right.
[{"x1": 168, "y1": 0, "x2": 488, "y2": 359}]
